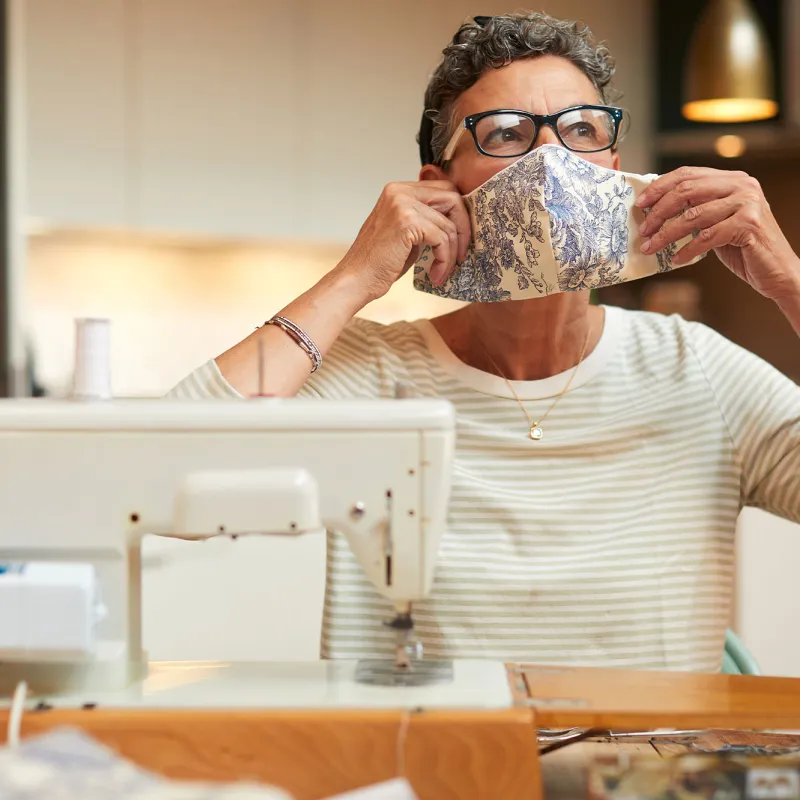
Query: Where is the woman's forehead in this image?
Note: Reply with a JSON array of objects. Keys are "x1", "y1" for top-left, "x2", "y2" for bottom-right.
[{"x1": 454, "y1": 56, "x2": 601, "y2": 118}]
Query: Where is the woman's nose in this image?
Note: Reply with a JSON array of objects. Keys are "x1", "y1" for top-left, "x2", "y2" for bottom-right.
[{"x1": 534, "y1": 124, "x2": 561, "y2": 148}]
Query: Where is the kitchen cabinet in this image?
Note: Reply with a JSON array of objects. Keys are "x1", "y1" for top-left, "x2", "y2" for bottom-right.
[
  {"x1": 25, "y1": 0, "x2": 301, "y2": 240},
  {"x1": 297, "y1": 0, "x2": 478, "y2": 242},
  {"x1": 24, "y1": 0, "x2": 654, "y2": 241},
  {"x1": 24, "y1": 0, "x2": 468, "y2": 242},
  {"x1": 296, "y1": 0, "x2": 434, "y2": 242},
  {"x1": 134, "y1": 0, "x2": 300, "y2": 240},
  {"x1": 25, "y1": 0, "x2": 129, "y2": 229}
]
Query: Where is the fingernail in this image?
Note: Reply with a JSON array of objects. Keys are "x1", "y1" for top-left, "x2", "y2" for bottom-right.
[
  {"x1": 634, "y1": 195, "x2": 647, "y2": 208},
  {"x1": 641, "y1": 239, "x2": 652, "y2": 254},
  {"x1": 638, "y1": 223, "x2": 648, "y2": 236}
]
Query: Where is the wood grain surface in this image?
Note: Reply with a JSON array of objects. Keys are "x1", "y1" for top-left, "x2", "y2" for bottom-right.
[
  {"x1": 519, "y1": 665, "x2": 800, "y2": 730},
  {"x1": 1, "y1": 707, "x2": 542, "y2": 800}
]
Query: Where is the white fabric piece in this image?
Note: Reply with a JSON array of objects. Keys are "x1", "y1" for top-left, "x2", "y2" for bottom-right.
[
  {"x1": 0, "y1": 728, "x2": 292, "y2": 799},
  {"x1": 326, "y1": 779, "x2": 418, "y2": 799}
]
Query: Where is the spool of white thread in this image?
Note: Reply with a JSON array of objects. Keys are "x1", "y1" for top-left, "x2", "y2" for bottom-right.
[{"x1": 72, "y1": 318, "x2": 111, "y2": 400}]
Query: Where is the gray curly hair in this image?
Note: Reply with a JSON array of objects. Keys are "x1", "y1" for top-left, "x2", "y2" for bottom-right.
[{"x1": 421, "y1": 12, "x2": 621, "y2": 165}]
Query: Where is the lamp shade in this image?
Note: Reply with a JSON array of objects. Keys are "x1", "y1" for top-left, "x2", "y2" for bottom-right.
[{"x1": 682, "y1": 0, "x2": 778, "y2": 123}]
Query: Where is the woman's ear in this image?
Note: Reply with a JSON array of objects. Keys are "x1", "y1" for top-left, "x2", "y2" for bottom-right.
[
  {"x1": 419, "y1": 164, "x2": 448, "y2": 182},
  {"x1": 611, "y1": 150, "x2": 621, "y2": 171}
]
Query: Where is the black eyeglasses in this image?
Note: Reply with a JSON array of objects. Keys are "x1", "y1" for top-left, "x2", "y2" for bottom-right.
[{"x1": 440, "y1": 105, "x2": 626, "y2": 164}]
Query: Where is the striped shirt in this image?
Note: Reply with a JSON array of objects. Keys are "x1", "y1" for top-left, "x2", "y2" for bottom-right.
[{"x1": 170, "y1": 306, "x2": 800, "y2": 671}]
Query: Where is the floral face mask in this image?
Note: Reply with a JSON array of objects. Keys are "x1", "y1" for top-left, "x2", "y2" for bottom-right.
[{"x1": 413, "y1": 143, "x2": 705, "y2": 302}]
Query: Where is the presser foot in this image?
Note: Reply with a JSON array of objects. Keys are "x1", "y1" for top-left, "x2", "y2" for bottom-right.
[
  {"x1": 353, "y1": 611, "x2": 454, "y2": 686},
  {"x1": 387, "y1": 610, "x2": 417, "y2": 670}
]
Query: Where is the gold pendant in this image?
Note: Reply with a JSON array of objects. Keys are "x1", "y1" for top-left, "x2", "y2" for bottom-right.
[{"x1": 530, "y1": 425, "x2": 543, "y2": 441}]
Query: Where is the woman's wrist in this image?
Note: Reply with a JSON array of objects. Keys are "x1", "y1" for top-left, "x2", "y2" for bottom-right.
[
  {"x1": 774, "y1": 258, "x2": 800, "y2": 336},
  {"x1": 315, "y1": 263, "x2": 375, "y2": 319},
  {"x1": 272, "y1": 264, "x2": 372, "y2": 360},
  {"x1": 215, "y1": 263, "x2": 371, "y2": 398},
  {"x1": 776, "y1": 289, "x2": 800, "y2": 337}
]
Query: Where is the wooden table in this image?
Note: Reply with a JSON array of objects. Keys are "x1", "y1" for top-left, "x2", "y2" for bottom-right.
[
  {"x1": 5, "y1": 665, "x2": 800, "y2": 799},
  {"x1": 3, "y1": 707, "x2": 541, "y2": 799},
  {"x1": 515, "y1": 665, "x2": 800, "y2": 730}
]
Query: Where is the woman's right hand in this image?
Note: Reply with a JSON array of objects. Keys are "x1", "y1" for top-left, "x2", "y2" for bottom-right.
[
  {"x1": 213, "y1": 180, "x2": 469, "y2": 398},
  {"x1": 335, "y1": 179, "x2": 472, "y2": 302}
]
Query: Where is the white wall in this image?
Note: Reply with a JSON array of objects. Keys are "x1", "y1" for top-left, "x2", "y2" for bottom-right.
[{"x1": 737, "y1": 509, "x2": 800, "y2": 678}]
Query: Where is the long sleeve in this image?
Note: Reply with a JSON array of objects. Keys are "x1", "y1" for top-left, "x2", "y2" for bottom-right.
[{"x1": 686, "y1": 320, "x2": 800, "y2": 522}]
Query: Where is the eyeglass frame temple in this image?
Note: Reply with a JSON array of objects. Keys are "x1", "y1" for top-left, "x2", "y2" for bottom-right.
[{"x1": 439, "y1": 105, "x2": 624, "y2": 165}]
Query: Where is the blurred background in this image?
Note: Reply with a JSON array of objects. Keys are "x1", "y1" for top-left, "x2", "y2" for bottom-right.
[{"x1": 1, "y1": 0, "x2": 799, "y2": 674}]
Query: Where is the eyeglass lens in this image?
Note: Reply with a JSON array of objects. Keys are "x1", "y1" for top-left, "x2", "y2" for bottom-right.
[{"x1": 474, "y1": 108, "x2": 616, "y2": 156}]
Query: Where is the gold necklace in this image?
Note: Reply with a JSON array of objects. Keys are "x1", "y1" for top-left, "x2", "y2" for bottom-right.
[{"x1": 479, "y1": 326, "x2": 593, "y2": 441}]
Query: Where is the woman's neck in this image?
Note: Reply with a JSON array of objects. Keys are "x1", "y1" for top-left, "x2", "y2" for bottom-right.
[{"x1": 430, "y1": 294, "x2": 604, "y2": 382}]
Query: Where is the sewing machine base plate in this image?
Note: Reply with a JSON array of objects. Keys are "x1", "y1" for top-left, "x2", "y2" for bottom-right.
[
  {"x1": 3, "y1": 659, "x2": 513, "y2": 710},
  {"x1": 355, "y1": 658, "x2": 453, "y2": 687}
]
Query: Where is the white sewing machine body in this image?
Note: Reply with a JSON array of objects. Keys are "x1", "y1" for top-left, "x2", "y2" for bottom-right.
[{"x1": 0, "y1": 398, "x2": 513, "y2": 710}]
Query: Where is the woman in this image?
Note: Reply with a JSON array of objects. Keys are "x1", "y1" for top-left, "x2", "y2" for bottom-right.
[{"x1": 172, "y1": 13, "x2": 800, "y2": 671}]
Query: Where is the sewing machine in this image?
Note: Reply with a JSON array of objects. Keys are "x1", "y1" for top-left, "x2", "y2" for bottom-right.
[
  {"x1": 0, "y1": 398, "x2": 512, "y2": 711},
  {"x1": 8, "y1": 398, "x2": 800, "y2": 800}
]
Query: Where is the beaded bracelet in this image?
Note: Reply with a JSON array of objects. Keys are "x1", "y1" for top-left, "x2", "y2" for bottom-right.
[{"x1": 264, "y1": 315, "x2": 322, "y2": 373}]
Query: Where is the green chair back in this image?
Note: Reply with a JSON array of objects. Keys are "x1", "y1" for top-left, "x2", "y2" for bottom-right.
[{"x1": 722, "y1": 629, "x2": 761, "y2": 675}]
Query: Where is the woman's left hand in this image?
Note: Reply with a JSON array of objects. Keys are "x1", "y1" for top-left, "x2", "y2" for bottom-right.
[{"x1": 635, "y1": 166, "x2": 800, "y2": 302}]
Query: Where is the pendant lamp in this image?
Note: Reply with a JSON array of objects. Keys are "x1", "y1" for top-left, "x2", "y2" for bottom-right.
[{"x1": 683, "y1": 0, "x2": 778, "y2": 123}]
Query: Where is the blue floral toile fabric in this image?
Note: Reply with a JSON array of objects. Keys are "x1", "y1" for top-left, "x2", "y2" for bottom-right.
[{"x1": 413, "y1": 144, "x2": 705, "y2": 303}]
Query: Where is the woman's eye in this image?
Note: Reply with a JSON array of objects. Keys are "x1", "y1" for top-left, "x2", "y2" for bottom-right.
[
  {"x1": 486, "y1": 127, "x2": 522, "y2": 143},
  {"x1": 566, "y1": 123, "x2": 596, "y2": 138}
]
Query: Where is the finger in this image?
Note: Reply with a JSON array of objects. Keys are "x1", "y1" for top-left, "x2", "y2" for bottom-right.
[
  {"x1": 400, "y1": 220, "x2": 451, "y2": 285},
  {"x1": 412, "y1": 179, "x2": 460, "y2": 193},
  {"x1": 635, "y1": 165, "x2": 726, "y2": 210},
  {"x1": 670, "y1": 219, "x2": 737, "y2": 265},
  {"x1": 398, "y1": 203, "x2": 453, "y2": 285},
  {"x1": 415, "y1": 202, "x2": 459, "y2": 284},
  {"x1": 641, "y1": 197, "x2": 738, "y2": 255},
  {"x1": 387, "y1": 179, "x2": 460, "y2": 193},
  {"x1": 412, "y1": 184, "x2": 472, "y2": 263},
  {"x1": 639, "y1": 175, "x2": 741, "y2": 237}
]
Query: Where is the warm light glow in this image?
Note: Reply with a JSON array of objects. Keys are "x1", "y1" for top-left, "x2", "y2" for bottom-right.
[
  {"x1": 27, "y1": 232, "x2": 465, "y2": 397},
  {"x1": 714, "y1": 135, "x2": 747, "y2": 158},
  {"x1": 682, "y1": 98, "x2": 778, "y2": 122},
  {"x1": 731, "y1": 18, "x2": 759, "y2": 59}
]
